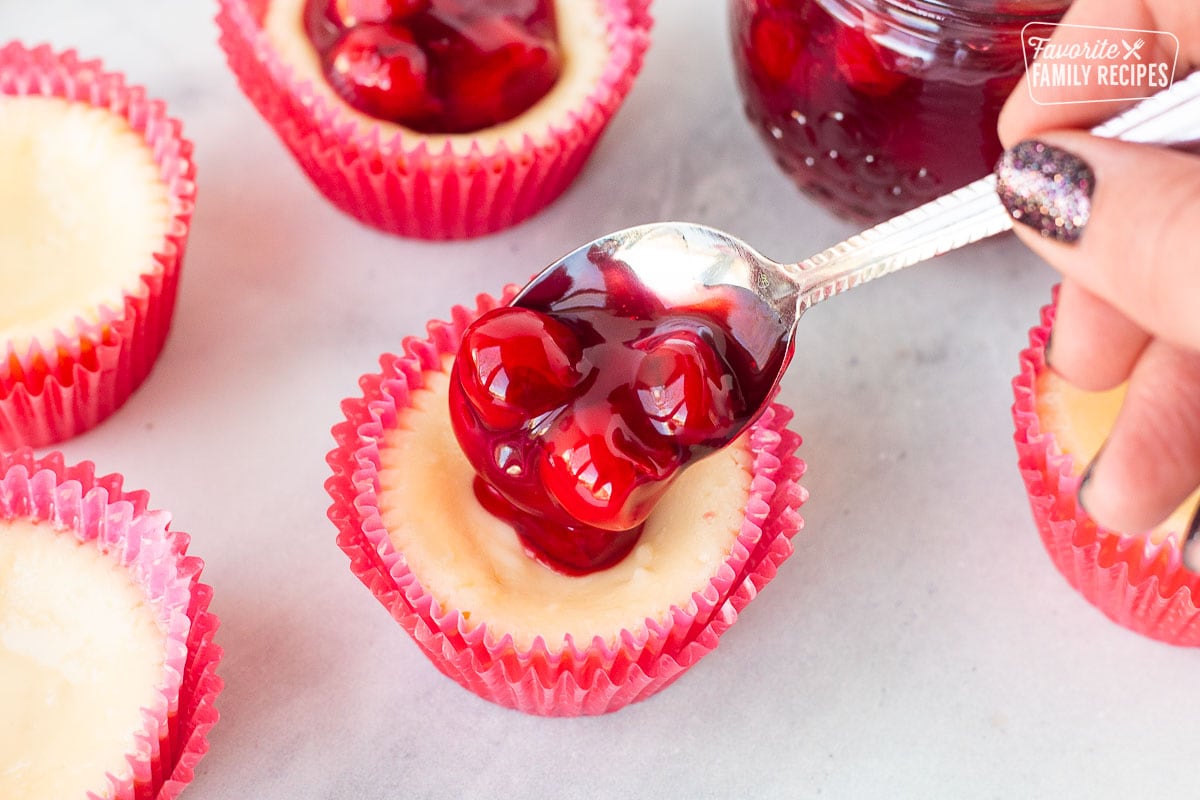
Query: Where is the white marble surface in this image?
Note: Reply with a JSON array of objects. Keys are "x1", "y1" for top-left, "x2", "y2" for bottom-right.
[{"x1": 5, "y1": 1, "x2": 1198, "y2": 797}]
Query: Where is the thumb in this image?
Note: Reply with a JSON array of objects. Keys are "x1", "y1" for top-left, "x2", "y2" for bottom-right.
[{"x1": 996, "y1": 133, "x2": 1200, "y2": 351}]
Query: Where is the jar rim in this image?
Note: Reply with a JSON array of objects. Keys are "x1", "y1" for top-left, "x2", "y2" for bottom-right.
[
  {"x1": 823, "y1": 0, "x2": 1071, "y2": 37},
  {"x1": 878, "y1": 0, "x2": 1075, "y2": 24}
]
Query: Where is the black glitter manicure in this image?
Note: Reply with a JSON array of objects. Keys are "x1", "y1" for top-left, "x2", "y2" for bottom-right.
[{"x1": 995, "y1": 140, "x2": 1094, "y2": 244}]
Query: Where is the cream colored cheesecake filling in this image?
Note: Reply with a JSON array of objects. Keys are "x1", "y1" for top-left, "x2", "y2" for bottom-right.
[
  {"x1": 0, "y1": 96, "x2": 170, "y2": 354},
  {"x1": 377, "y1": 359, "x2": 754, "y2": 649},
  {"x1": 1036, "y1": 371, "x2": 1199, "y2": 543},
  {"x1": 264, "y1": 0, "x2": 612, "y2": 156},
  {"x1": 0, "y1": 517, "x2": 167, "y2": 800}
]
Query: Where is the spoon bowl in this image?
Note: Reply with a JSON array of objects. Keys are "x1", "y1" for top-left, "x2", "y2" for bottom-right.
[{"x1": 511, "y1": 222, "x2": 797, "y2": 412}]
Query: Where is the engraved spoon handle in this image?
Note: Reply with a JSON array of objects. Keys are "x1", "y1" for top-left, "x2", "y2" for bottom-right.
[{"x1": 788, "y1": 69, "x2": 1200, "y2": 313}]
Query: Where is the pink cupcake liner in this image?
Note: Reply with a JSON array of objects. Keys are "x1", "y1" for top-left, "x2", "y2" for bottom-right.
[
  {"x1": 326, "y1": 289, "x2": 808, "y2": 716},
  {"x1": 0, "y1": 449, "x2": 222, "y2": 798},
  {"x1": 1012, "y1": 292, "x2": 1200, "y2": 645},
  {"x1": 216, "y1": 0, "x2": 653, "y2": 239},
  {"x1": 0, "y1": 43, "x2": 196, "y2": 450}
]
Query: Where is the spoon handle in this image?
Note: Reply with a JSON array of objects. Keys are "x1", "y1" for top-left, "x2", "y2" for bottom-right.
[{"x1": 791, "y1": 69, "x2": 1200, "y2": 312}]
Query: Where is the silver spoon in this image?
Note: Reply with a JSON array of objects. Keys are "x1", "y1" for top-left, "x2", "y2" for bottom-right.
[{"x1": 512, "y1": 70, "x2": 1200, "y2": 416}]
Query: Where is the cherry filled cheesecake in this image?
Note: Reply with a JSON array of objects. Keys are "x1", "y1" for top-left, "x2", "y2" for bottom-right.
[
  {"x1": 217, "y1": 0, "x2": 652, "y2": 238},
  {"x1": 1013, "y1": 295, "x2": 1200, "y2": 646},
  {"x1": 0, "y1": 449, "x2": 221, "y2": 799},
  {"x1": 327, "y1": 286, "x2": 807, "y2": 716},
  {"x1": 0, "y1": 43, "x2": 195, "y2": 449}
]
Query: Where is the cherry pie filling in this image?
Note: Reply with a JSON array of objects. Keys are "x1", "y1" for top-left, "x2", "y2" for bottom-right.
[
  {"x1": 732, "y1": 0, "x2": 1061, "y2": 222},
  {"x1": 303, "y1": 0, "x2": 563, "y2": 133},
  {"x1": 450, "y1": 254, "x2": 787, "y2": 575}
]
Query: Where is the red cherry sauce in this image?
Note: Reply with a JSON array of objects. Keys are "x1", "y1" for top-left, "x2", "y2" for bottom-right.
[
  {"x1": 731, "y1": 0, "x2": 1066, "y2": 222},
  {"x1": 450, "y1": 247, "x2": 790, "y2": 575},
  {"x1": 304, "y1": 0, "x2": 562, "y2": 133}
]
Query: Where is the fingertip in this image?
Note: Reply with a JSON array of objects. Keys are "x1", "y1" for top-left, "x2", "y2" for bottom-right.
[
  {"x1": 1044, "y1": 281, "x2": 1149, "y2": 392},
  {"x1": 1077, "y1": 342, "x2": 1200, "y2": 536},
  {"x1": 1076, "y1": 449, "x2": 1169, "y2": 534}
]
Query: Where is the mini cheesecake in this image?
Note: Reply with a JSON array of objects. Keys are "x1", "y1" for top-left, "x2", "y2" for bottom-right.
[
  {"x1": 1013, "y1": 296, "x2": 1200, "y2": 645},
  {"x1": 0, "y1": 448, "x2": 222, "y2": 799},
  {"x1": 264, "y1": 0, "x2": 614, "y2": 156},
  {"x1": 378, "y1": 358, "x2": 756, "y2": 649},
  {"x1": 0, "y1": 518, "x2": 167, "y2": 799},
  {"x1": 328, "y1": 291, "x2": 806, "y2": 716},
  {"x1": 217, "y1": 0, "x2": 653, "y2": 238},
  {"x1": 0, "y1": 96, "x2": 170, "y2": 355},
  {"x1": 0, "y1": 43, "x2": 195, "y2": 450}
]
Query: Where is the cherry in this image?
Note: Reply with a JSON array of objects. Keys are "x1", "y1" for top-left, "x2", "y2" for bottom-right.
[
  {"x1": 327, "y1": 0, "x2": 430, "y2": 27},
  {"x1": 324, "y1": 24, "x2": 431, "y2": 121},
  {"x1": 305, "y1": 0, "x2": 562, "y2": 132},
  {"x1": 437, "y1": 32, "x2": 560, "y2": 132},
  {"x1": 305, "y1": 0, "x2": 430, "y2": 50},
  {"x1": 537, "y1": 407, "x2": 676, "y2": 532},
  {"x1": 834, "y1": 26, "x2": 908, "y2": 97},
  {"x1": 446, "y1": 256, "x2": 783, "y2": 576},
  {"x1": 750, "y1": 12, "x2": 806, "y2": 84},
  {"x1": 631, "y1": 327, "x2": 744, "y2": 448},
  {"x1": 453, "y1": 306, "x2": 586, "y2": 431},
  {"x1": 474, "y1": 479, "x2": 641, "y2": 575}
]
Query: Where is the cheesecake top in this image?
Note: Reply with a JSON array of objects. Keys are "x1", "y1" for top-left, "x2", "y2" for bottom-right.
[
  {"x1": 0, "y1": 95, "x2": 170, "y2": 354},
  {"x1": 0, "y1": 517, "x2": 167, "y2": 799},
  {"x1": 378, "y1": 359, "x2": 754, "y2": 649},
  {"x1": 263, "y1": 0, "x2": 613, "y2": 156}
]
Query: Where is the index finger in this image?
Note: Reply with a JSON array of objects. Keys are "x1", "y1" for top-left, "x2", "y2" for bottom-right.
[{"x1": 998, "y1": 0, "x2": 1200, "y2": 146}]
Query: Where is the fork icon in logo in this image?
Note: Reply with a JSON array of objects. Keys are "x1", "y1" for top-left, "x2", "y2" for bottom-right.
[{"x1": 1123, "y1": 38, "x2": 1146, "y2": 60}]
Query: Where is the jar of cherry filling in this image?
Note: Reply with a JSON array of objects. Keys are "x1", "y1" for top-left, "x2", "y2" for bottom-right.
[{"x1": 730, "y1": 0, "x2": 1070, "y2": 222}]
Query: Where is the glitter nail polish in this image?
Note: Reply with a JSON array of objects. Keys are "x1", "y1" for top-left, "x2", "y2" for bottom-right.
[{"x1": 995, "y1": 140, "x2": 1094, "y2": 243}]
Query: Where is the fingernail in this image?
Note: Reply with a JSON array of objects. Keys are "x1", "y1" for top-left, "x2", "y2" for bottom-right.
[
  {"x1": 995, "y1": 140, "x2": 1095, "y2": 244},
  {"x1": 1184, "y1": 503, "x2": 1200, "y2": 572},
  {"x1": 1044, "y1": 324, "x2": 1057, "y2": 372},
  {"x1": 1077, "y1": 449, "x2": 1102, "y2": 519}
]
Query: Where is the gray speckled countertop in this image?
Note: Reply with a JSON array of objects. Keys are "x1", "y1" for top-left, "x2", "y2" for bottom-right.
[{"x1": 6, "y1": 1, "x2": 1197, "y2": 797}]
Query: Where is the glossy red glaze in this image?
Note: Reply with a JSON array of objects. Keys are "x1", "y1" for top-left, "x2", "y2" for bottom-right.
[
  {"x1": 320, "y1": 0, "x2": 430, "y2": 29},
  {"x1": 324, "y1": 24, "x2": 430, "y2": 121},
  {"x1": 731, "y1": 0, "x2": 1068, "y2": 222},
  {"x1": 305, "y1": 0, "x2": 561, "y2": 132},
  {"x1": 449, "y1": 253, "x2": 787, "y2": 575},
  {"x1": 456, "y1": 307, "x2": 585, "y2": 430}
]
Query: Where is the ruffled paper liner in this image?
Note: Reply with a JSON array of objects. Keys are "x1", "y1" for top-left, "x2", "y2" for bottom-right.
[
  {"x1": 326, "y1": 289, "x2": 808, "y2": 716},
  {"x1": 1012, "y1": 292, "x2": 1200, "y2": 646},
  {"x1": 0, "y1": 449, "x2": 222, "y2": 799},
  {"x1": 0, "y1": 43, "x2": 196, "y2": 450},
  {"x1": 216, "y1": 0, "x2": 653, "y2": 239}
]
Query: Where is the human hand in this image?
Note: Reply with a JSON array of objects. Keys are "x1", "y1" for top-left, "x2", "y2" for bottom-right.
[{"x1": 995, "y1": 0, "x2": 1200, "y2": 563}]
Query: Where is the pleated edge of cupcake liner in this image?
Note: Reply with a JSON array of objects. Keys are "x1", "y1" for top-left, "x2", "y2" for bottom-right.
[
  {"x1": 325, "y1": 288, "x2": 808, "y2": 715},
  {"x1": 1011, "y1": 290, "x2": 1200, "y2": 646},
  {"x1": 0, "y1": 448, "x2": 222, "y2": 798},
  {"x1": 0, "y1": 42, "x2": 196, "y2": 448},
  {"x1": 214, "y1": 0, "x2": 653, "y2": 238}
]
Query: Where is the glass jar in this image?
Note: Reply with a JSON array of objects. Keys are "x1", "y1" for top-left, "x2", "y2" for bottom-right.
[{"x1": 730, "y1": 0, "x2": 1071, "y2": 222}]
